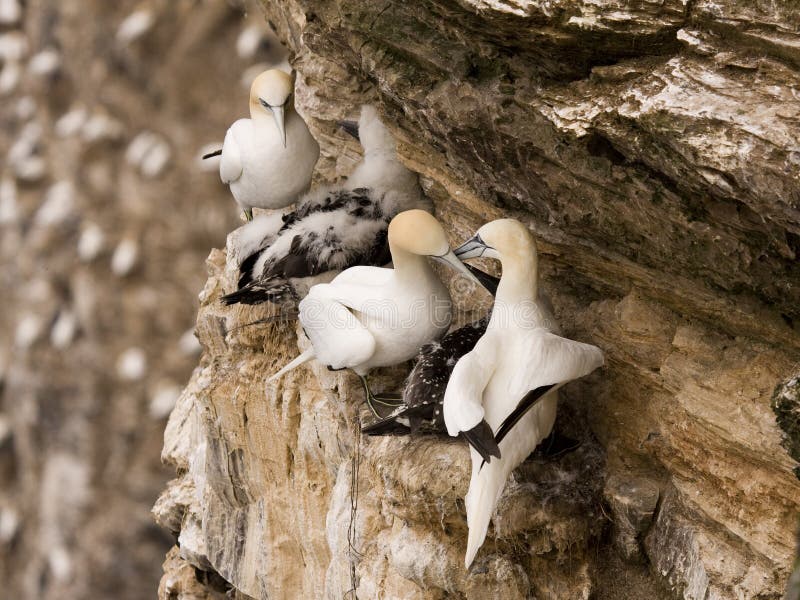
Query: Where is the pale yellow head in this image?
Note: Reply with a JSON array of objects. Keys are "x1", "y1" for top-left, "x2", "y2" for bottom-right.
[
  {"x1": 454, "y1": 218, "x2": 537, "y2": 263},
  {"x1": 388, "y1": 209, "x2": 450, "y2": 257},
  {"x1": 250, "y1": 69, "x2": 293, "y2": 109},
  {"x1": 388, "y1": 210, "x2": 482, "y2": 286},
  {"x1": 249, "y1": 69, "x2": 294, "y2": 145}
]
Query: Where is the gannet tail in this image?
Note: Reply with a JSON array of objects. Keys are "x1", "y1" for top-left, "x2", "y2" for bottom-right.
[
  {"x1": 464, "y1": 459, "x2": 507, "y2": 569},
  {"x1": 268, "y1": 347, "x2": 316, "y2": 382}
]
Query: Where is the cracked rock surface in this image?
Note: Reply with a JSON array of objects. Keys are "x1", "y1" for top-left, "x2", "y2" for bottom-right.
[{"x1": 155, "y1": 1, "x2": 800, "y2": 599}]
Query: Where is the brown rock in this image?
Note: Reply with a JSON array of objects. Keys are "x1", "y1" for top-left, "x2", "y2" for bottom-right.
[{"x1": 156, "y1": 0, "x2": 800, "y2": 598}]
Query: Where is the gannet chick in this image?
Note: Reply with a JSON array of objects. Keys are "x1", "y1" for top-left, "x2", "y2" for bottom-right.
[
  {"x1": 221, "y1": 105, "x2": 429, "y2": 307},
  {"x1": 442, "y1": 219, "x2": 604, "y2": 568},
  {"x1": 212, "y1": 69, "x2": 319, "y2": 221},
  {"x1": 268, "y1": 210, "x2": 483, "y2": 415}
]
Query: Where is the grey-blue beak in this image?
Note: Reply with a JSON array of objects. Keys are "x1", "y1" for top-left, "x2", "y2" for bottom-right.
[
  {"x1": 431, "y1": 250, "x2": 482, "y2": 286},
  {"x1": 454, "y1": 234, "x2": 489, "y2": 260}
]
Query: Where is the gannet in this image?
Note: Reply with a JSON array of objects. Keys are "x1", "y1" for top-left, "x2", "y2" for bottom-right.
[
  {"x1": 209, "y1": 69, "x2": 319, "y2": 221},
  {"x1": 268, "y1": 210, "x2": 484, "y2": 415},
  {"x1": 442, "y1": 219, "x2": 604, "y2": 568},
  {"x1": 221, "y1": 105, "x2": 429, "y2": 307}
]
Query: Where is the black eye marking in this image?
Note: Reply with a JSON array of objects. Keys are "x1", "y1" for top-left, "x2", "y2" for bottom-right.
[{"x1": 259, "y1": 94, "x2": 292, "y2": 109}]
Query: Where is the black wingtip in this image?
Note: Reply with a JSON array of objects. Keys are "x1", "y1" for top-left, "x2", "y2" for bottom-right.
[
  {"x1": 220, "y1": 286, "x2": 276, "y2": 307},
  {"x1": 202, "y1": 149, "x2": 222, "y2": 159},
  {"x1": 462, "y1": 420, "x2": 501, "y2": 464},
  {"x1": 337, "y1": 120, "x2": 360, "y2": 141}
]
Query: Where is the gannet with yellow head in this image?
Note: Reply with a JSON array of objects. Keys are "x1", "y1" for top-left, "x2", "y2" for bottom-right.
[
  {"x1": 216, "y1": 69, "x2": 319, "y2": 220},
  {"x1": 442, "y1": 218, "x2": 604, "y2": 569},
  {"x1": 269, "y1": 209, "x2": 485, "y2": 415}
]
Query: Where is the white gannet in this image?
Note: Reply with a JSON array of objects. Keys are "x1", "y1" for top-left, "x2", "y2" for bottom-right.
[
  {"x1": 442, "y1": 219, "x2": 604, "y2": 568},
  {"x1": 221, "y1": 105, "x2": 430, "y2": 307},
  {"x1": 207, "y1": 69, "x2": 319, "y2": 221},
  {"x1": 268, "y1": 210, "x2": 483, "y2": 415}
]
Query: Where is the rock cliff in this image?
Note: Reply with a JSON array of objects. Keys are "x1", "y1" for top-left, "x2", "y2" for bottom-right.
[{"x1": 156, "y1": 1, "x2": 800, "y2": 599}]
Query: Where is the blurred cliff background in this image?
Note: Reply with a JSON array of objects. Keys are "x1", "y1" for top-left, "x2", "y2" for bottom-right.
[{"x1": 0, "y1": 1, "x2": 285, "y2": 598}]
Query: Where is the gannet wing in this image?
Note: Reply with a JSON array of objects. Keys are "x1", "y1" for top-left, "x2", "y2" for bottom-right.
[
  {"x1": 492, "y1": 384, "x2": 555, "y2": 447},
  {"x1": 301, "y1": 267, "x2": 393, "y2": 316},
  {"x1": 494, "y1": 333, "x2": 604, "y2": 445},
  {"x1": 220, "y1": 125, "x2": 244, "y2": 184},
  {"x1": 443, "y1": 336, "x2": 501, "y2": 460},
  {"x1": 231, "y1": 211, "x2": 289, "y2": 277},
  {"x1": 298, "y1": 285, "x2": 375, "y2": 369},
  {"x1": 519, "y1": 331, "x2": 604, "y2": 390}
]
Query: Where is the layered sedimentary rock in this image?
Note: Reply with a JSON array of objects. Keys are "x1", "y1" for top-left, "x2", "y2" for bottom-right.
[{"x1": 157, "y1": 1, "x2": 800, "y2": 599}]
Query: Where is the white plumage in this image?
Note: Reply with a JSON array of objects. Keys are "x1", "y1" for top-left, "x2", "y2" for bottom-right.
[
  {"x1": 222, "y1": 105, "x2": 431, "y2": 307},
  {"x1": 218, "y1": 69, "x2": 319, "y2": 220},
  {"x1": 269, "y1": 210, "x2": 483, "y2": 411},
  {"x1": 443, "y1": 219, "x2": 604, "y2": 568}
]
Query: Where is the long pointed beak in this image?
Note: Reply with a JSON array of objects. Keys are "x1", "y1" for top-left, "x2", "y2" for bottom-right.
[
  {"x1": 271, "y1": 105, "x2": 286, "y2": 147},
  {"x1": 431, "y1": 250, "x2": 482, "y2": 286},
  {"x1": 453, "y1": 235, "x2": 488, "y2": 260}
]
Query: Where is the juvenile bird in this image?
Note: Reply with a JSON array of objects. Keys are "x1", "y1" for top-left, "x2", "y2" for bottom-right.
[
  {"x1": 210, "y1": 69, "x2": 319, "y2": 221},
  {"x1": 443, "y1": 219, "x2": 604, "y2": 568},
  {"x1": 221, "y1": 105, "x2": 429, "y2": 307},
  {"x1": 268, "y1": 210, "x2": 483, "y2": 416}
]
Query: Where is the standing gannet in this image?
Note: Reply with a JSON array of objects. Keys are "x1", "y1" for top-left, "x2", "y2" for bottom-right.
[
  {"x1": 208, "y1": 69, "x2": 319, "y2": 221},
  {"x1": 442, "y1": 219, "x2": 604, "y2": 568},
  {"x1": 268, "y1": 210, "x2": 483, "y2": 415},
  {"x1": 221, "y1": 105, "x2": 430, "y2": 307}
]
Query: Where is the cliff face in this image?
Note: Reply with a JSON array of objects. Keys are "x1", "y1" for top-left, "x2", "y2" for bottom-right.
[{"x1": 156, "y1": 1, "x2": 800, "y2": 599}]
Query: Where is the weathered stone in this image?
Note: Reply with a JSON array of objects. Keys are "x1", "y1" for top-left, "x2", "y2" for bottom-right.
[
  {"x1": 158, "y1": 0, "x2": 800, "y2": 599},
  {"x1": 604, "y1": 473, "x2": 661, "y2": 562},
  {"x1": 773, "y1": 374, "x2": 800, "y2": 479}
]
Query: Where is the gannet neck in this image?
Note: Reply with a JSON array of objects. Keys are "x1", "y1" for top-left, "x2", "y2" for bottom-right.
[
  {"x1": 494, "y1": 249, "x2": 538, "y2": 311},
  {"x1": 389, "y1": 241, "x2": 436, "y2": 284}
]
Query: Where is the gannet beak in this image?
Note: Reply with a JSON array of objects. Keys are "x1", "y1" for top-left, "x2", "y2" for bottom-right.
[
  {"x1": 453, "y1": 234, "x2": 489, "y2": 260},
  {"x1": 271, "y1": 105, "x2": 287, "y2": 147},
  {"x1": 432, "y1": 250, "x2": 482, "y2": 286}
]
